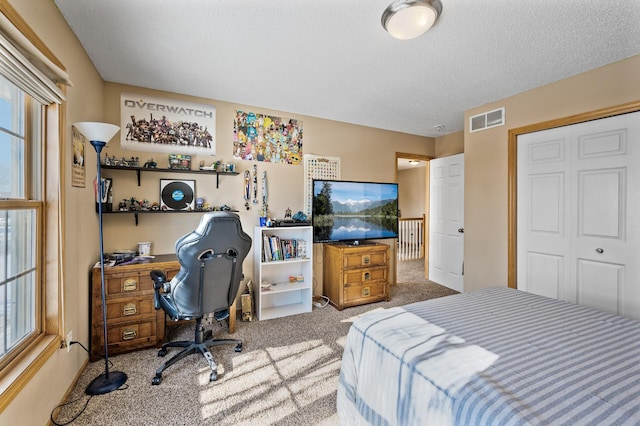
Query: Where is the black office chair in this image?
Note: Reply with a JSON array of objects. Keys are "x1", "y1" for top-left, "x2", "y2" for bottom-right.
[{"x1": 149, "y1": 211, "x2": 252, "y2": 385}]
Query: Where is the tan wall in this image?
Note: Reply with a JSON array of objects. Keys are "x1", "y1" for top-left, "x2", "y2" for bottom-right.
[
  {"x1": 101, "y1": 83, "x2": 434, "y2": 295},
  {"x1": 463, "y1": 55, "x2": 640, "y2": 292},
  {"x1": 398, "y1": 167, "x2": 426, "y2": 218},
  {"x1": 1, "y1": 0, "x2": 105, "y2": 424},
  {"x1": 1, "y1": 4, "x2": 434, "y2": 421},
  {"x1": 435, "y1": 130, "x2": 464, "y2": 157}
]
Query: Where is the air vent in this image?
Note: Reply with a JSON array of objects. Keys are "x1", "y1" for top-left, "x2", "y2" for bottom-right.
[{"x1": 470, "y1": 107, "x2": 505, "y2": 132}]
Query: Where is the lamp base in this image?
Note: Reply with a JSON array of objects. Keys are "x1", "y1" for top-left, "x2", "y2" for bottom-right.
[{"x1": 85, "y1": 370, "x2": 128, "y2": 395}]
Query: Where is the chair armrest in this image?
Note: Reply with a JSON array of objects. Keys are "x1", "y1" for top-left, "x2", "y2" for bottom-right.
[
  {"x1": 150, "y1": 269, "x2": 167, "y2": 289},
  {"x1": 150, "y1": 269, "x2": 169, "y2": 310}
]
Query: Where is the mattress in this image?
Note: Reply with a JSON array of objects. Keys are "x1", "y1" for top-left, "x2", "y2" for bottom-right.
[{"x1": 337, "y1": 287, "x2": 640, "y2": 425}]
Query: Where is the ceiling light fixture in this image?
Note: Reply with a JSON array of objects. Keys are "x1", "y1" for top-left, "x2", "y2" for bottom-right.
[
  {"x1": 381, "y1": 0, "x2": 443, "y2": 40},
  {"x1": 409, "y1": 160, "x2": 420, "y2": 166}
]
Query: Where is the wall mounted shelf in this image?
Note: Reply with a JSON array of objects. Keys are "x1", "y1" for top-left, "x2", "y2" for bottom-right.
[
  {"x1": 101, "y1": 164, "x2": 239, "y2": 188},
  {"x1": 103, "y1": 209, "x2": 239, "y2": 226}
]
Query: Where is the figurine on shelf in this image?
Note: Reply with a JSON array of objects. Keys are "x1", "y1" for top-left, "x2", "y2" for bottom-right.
[
  {"x1": 118, "y1": 199, "x2": 128, "y2": 211},
  {"x1": 103, "y1": 153, "x2": 111, "y2": 166},
  {"x1": 151, "y1": 202, "x2": 160, "y2": 211},
  {"x1": 140, "y1": 199, "x2": 151, "y2": 211},
  {"x1": 284, "y1": 207, "x2": 292, "y2": 219},
  {"x1": 143, "y1": 158, "x2": 157, "y2": 168},
  {"x1": 129, "y1": 197, "x2": 141, "y2": 211}
]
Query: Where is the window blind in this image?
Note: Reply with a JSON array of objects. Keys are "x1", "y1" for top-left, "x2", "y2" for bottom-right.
[{"x1": 0, "y1": 13, "x2": 68, "y2": 104}]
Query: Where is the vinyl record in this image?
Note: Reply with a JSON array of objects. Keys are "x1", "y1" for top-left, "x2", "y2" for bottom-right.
[{"x1": 161, "y1": 181, "x2": 194, "y2": 210}]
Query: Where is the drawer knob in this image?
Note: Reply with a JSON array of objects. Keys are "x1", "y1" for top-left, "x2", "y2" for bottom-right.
[
  {"x1": 123, "y1": 278, "x2": 138, "y2": 292},
  {"x1": 123, "y1": 303, "x2": 137, "y2": 316},
  {"x1": 362, "y1": 272, "x2": 371, "y2": 281},
  {"x1": 122, "y1": 328, "x2": 137, "y2": 341},
  {"x1": 362, "y1": 287, "x2": 370, "y2": 297},
  {"x1": 362, "y1": 255, "x2": 371, "y2": 265}
]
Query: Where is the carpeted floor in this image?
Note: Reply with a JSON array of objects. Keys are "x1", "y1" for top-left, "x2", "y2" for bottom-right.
[{"x1": 54, "y1": 258, "x2": 456, "y2": 425}]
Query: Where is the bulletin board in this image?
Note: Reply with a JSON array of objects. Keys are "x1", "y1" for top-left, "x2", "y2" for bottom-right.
[{"x1": 303, "y1": 154, "x2": 341, "y2": 215}]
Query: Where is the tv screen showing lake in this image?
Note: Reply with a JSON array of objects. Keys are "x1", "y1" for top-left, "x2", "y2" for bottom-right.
[{"x1": 329, "y1": 217, "x2": 397, "y2": 240}]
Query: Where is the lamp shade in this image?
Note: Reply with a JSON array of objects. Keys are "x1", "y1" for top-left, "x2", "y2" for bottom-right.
[
  {"x1": 382, "y1": 0, "x2": 442, "y2": 40},
  {"x1": 74, "y1": 122, "x2": 120, "y2": 143}
]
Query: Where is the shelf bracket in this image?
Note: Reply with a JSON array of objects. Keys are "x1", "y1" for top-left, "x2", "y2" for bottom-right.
[
  {"x1": 134, "y1": 212, "x2": 139, "y2": 226},
  {"x1": 136, "y1": 169, "x2": 141, "y2": 186},
  {"x1": 216, "y1": 173, "x2": 220, "y2": 188}
]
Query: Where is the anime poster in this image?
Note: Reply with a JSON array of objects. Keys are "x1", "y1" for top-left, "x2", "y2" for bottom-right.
[
  {"x1": 120, "y1": 92, "x2": 216, "y2": 156},
  {"x1": 71, "y1": 125, "x2": 86, "y2": 188},
  {"x1": 233, "y1": 110, "x2": 303, "y2": 165}
]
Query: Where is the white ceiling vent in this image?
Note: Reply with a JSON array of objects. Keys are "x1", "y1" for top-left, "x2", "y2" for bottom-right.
[{"x1": 470, "y1": 107, "x2": 505, "y2": 132}]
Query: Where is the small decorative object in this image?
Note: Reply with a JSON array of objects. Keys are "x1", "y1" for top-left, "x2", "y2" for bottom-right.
[
  {"x1": 199, "y1": 161, "x2": 216, "y2": 171},
  {"x1": 143, "y1": 158, "x2": 157, "y2": 168},
  {"x1": 168, "y1": 154, "x2": 191, "y2": 170},
  {"x1": 151, "y1": 202, "x2": 160, "y2": 211},
  {"x1": 119, "y1": 199, "x2": 128, "y2": 211},
  {"x1": 160, "y1": 179, "x2": 195, "y2": 210},
  {"x1": 284, "y1": 207, "x2": 292, "y2": 219},
  {"x1": 220, "y1": 204, "x2": 231, "y2": 211},
  {"x1": 292, "y1": 211, "x2": 307, "y2": 222},
  {"x1": 196, "y1": 197, "x2": 205, "y2": 210}
]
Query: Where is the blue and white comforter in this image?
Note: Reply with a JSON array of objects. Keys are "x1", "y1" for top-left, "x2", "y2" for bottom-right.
[{"x1": 337, "y1": 287, "x2": 640, "y2": 425}]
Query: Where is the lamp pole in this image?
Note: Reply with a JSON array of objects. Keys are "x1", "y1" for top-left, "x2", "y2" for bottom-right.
[{"x1": 76, "y1": 124, "x2": 128, "y2": 396}]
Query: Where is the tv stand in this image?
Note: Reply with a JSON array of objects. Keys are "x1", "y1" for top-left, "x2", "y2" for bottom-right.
[{"x1": 323, "y1": 242, "x2": 390, "y2": 310}]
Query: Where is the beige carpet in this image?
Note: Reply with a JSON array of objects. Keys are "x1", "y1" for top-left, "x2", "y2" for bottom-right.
[{"x1": 55, "y1": 258, "x2": 456, "y2": 425}]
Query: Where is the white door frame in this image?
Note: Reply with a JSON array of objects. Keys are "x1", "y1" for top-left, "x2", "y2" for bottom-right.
[{"x1": 507, "y1": 101, "x2": 640, "y2": 289}]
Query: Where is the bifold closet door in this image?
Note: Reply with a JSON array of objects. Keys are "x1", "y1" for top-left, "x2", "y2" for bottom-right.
[{"x1": 517, "y1": 111, "x2": 640, "y2": 320}]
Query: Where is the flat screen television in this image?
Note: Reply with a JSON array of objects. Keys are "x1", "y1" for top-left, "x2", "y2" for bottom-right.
[{"x1": 312, "y1": 179, "x2": 399, "y2": 244}]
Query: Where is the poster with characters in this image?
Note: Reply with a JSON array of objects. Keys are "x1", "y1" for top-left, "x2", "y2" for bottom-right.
[
  {"x1": 233, "y1": 110, "x2": 302, "y2": 165},
  {"x1": 71, "y1": 125, "x2": 86, "y2": 188},
  {"x1": 121, "y1": 92, "x2": 216, "y2": 156}
]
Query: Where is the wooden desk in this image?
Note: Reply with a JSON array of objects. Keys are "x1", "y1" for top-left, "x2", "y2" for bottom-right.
[{"x1": 90, "y1": 254, "x2": 236, "y2": 361}]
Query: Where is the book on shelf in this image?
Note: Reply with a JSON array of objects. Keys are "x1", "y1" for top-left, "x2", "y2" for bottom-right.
[{"x1": 262, "y1": 235, "x2": 307, "y2": 262}]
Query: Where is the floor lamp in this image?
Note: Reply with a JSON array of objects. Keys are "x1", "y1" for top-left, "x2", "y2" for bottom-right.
[{"x1": 74, "y1": 122, "x2": 128, "y2": 395}]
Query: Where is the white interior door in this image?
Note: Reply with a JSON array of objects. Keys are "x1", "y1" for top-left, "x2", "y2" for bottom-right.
[
  {"x1": 429, "y1": 153, "x2": 464, "y2": 292},
  {"x1": 518, "y1": 111, "x2": 640, "y2": 319}
]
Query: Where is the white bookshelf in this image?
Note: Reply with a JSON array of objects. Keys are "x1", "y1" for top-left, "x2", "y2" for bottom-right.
[{"x1": 253, "y1": 226, "x2": 313, "y2": 320}]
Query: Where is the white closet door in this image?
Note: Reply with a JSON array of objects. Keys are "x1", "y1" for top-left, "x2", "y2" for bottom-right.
[
  {"x1": 518, "y1": 111, "x2": 640, "y2": 319},
  {"x1": 429, "y1": 153, "x2": 464, "y2": 292}
]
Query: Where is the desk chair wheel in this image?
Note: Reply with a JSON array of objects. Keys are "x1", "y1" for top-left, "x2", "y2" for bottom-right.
[
  {"x1": 158, "y1": 348, "x2": 167, "y2": 357},
  {"x1": 152, "y1": 375, "x2": 162, "y2": 385},
  {"x1": 209, "y1": 371, "x2": 218, "y2": 382},
  {"x1": 235, "y1": 342, "x2": 243, "y2": 352}
]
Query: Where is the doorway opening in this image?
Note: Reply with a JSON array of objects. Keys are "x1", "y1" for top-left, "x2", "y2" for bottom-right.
[{"x1": 395, "y1": 152, "x2": 431, "y2": 283}]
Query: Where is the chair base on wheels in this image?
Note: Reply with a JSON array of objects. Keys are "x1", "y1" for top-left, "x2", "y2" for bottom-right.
[{"x1": 152, "y1": 316, "x2": 242, "y2": 385}]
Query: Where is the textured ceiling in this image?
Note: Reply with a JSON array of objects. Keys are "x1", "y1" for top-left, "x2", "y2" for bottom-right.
[{"x1": 53, "y1": 0, "x2": 640, "y2": 138}]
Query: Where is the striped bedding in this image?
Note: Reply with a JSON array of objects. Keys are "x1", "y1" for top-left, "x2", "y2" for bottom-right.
[{"x1": 337, "y1": 287, "x2": 640, "y2": 425}]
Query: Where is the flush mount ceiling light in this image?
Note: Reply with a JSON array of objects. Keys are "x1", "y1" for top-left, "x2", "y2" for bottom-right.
[{"x1": 381, "y1": 0, "x2": 443, "y2": 40}]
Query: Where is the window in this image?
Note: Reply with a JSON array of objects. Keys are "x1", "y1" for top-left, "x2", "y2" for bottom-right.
[
  {"x1": 0, "y1": 74, "x2": 43, "y2": 369},
  {"x1": 0, "y1": 2, "x2": 68, "y2": 410}
]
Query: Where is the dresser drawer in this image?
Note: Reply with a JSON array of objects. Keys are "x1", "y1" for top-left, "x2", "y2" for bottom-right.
[
  {"x1": 344, "y1": 281, "x2": 387, "y2": 303},
  {"x1": 94, "y1": 296, "x2": 155, "y2": 323},
  {"x1": 102, "y1": 272, "x2": 154, "y2": 296},
  {"x1": 343, "y1": 266, "x2": 387, "y2": 286},
  {"x1": 92, "y1": 319, "x2": 157, "y2": 355},
  {"x1": 343, "y1": 250, "x2": 388, "y2": 269}
]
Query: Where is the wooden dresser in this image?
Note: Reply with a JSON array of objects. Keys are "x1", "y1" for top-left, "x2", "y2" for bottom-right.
[
  {"x1": 323, "y1": 243, "x2": 390, "y2": 310},
  {"x1": 90, "y1": 254, "x2": 179, "y2": 361}
]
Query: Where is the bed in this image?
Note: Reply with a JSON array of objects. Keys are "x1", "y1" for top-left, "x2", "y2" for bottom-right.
[{"x1": 337, "y1": 287, "x2": 640, "y2": 425}]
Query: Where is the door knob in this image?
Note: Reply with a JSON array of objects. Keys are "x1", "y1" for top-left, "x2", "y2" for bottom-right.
[
  {"x1": 458, "y1": 228, "x2": 464, "y2": 233},
  {"x1": 596, "y1": 248, "x2": 604, "y2": 254}
]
